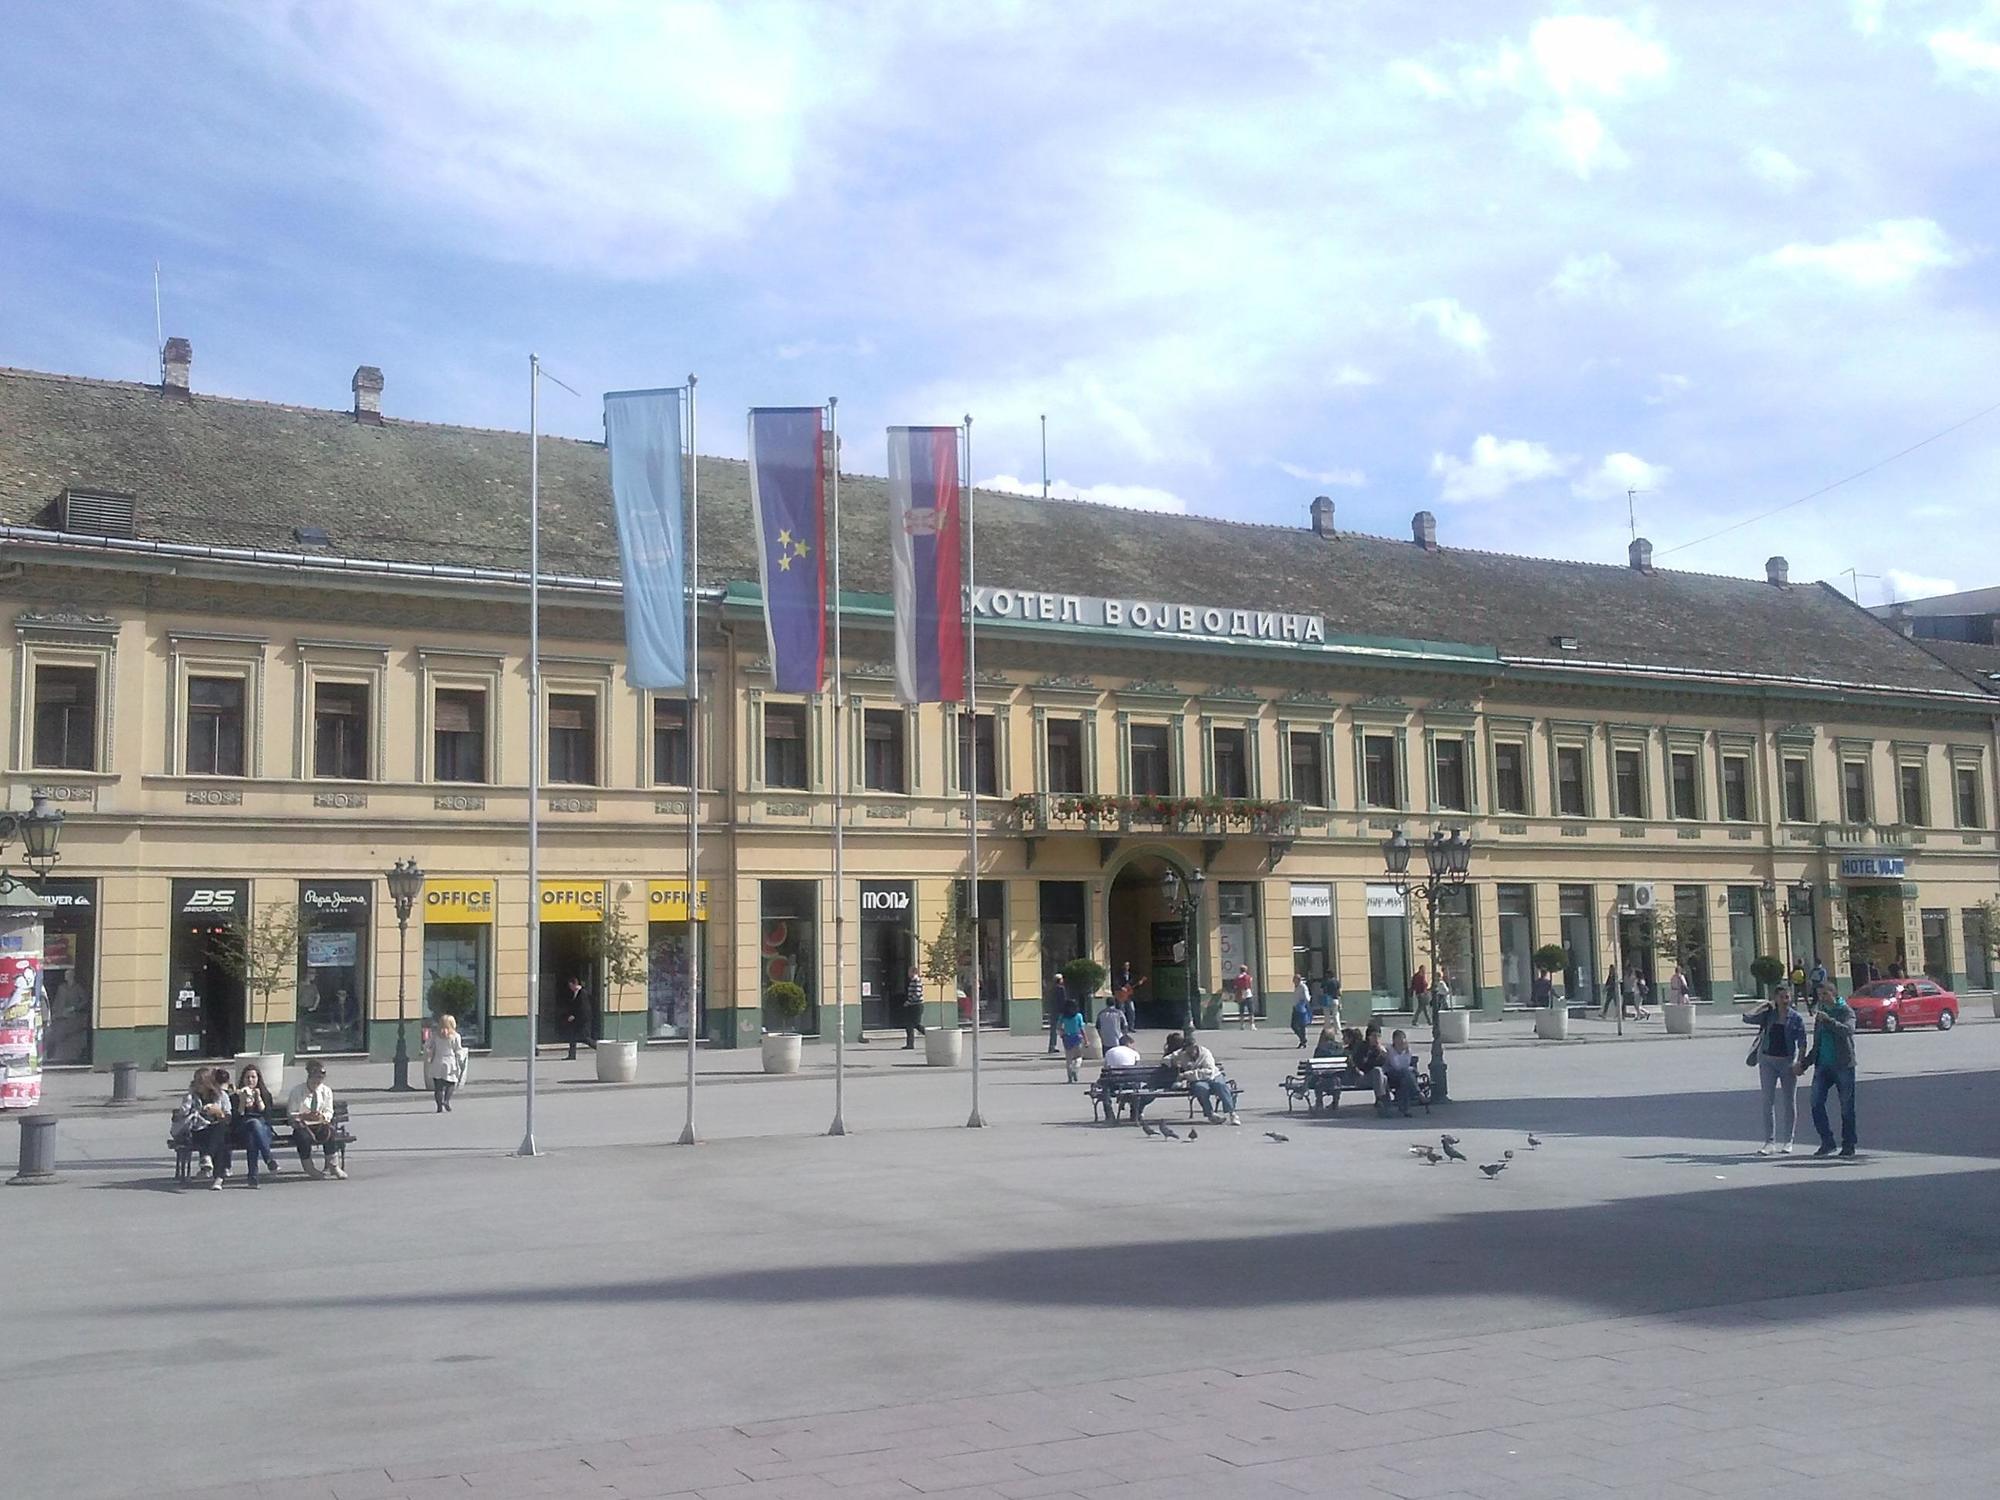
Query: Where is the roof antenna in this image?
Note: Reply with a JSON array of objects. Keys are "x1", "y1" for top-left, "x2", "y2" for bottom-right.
[
  {"x1": 152, "y1": 260, "x2": 164, "y2": 381},
  {"x1": 1625, "y1": 487, "x2": 1650, "y2": 544},
  {"x1": 1842, "y1": 568, "x2": 1882, "y2": 605},
  {"x1": 1040, "y1": 413, "x2": 1048, "y2": 501}
]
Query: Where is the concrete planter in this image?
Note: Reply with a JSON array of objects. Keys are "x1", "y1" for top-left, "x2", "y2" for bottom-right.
[
  {"x1": 1082, "y1": 1027, "x2": 1103, "y2": 1061},
  {"x1": 234, "y1": 1051, "x2": 287, "y2": 1094},
  {"x1": 1991, "y1": 994, "x2": 2000, "y2": 1020},
  {"x1": 594, "y1": 1040, "x2": 639, "y2": 1083},
  {"x1": 1664, "y1": 1001, "x2": 1698, "y2": 1035},
  {"x1": 924, "y1": 1028, "x2": 963, "y2": 1068},
  {"x1": 760, "y1": 1034, "x2": 802, "y2": 1074},
  {"x1": 1436, "y1": 1010, "x2": 1472, "y2": 1045},
  {"x1": 1533, "y1": 1007, "x2": 1569, "y2": 1041}
]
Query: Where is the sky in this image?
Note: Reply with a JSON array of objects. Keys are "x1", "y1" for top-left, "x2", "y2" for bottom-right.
[{"x1": 3, "y1": 0, "x2": 1996, "y2": 603}]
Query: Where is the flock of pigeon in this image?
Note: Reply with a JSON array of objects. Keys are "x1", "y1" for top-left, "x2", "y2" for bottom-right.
[{"x1": 1138, "y1": 1118, "x2": 1545, "y2": 1179}]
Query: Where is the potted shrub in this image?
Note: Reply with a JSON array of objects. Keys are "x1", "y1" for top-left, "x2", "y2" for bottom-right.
[
  {"x1": 586, "y1": 902, "x2": 645, "y2": 1081},
  {"x1": 921, "y1": 893, "x2": 974, "y2": 1067},
  {"x1": 1749, "y1": 955, "x2": 1786, "y2": 1001},
  {"x1": 1060, "y1": 957, "x2": 1110, "y2": 1058},
  {"x1": 219, "y1": 903, "x2": 301, "y2": 1094},
  {"x1": 1531, "y1": 944, "x2": 1570, "y2": 1040},
  {"x1": 761, "y1": 981, "x2": 808, "y2": 1073}
]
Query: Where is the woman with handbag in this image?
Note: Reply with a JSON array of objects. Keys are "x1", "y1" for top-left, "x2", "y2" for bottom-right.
[
  {"x1": 1744, "y1": 986, "x2": 1807, "y2": 1154},
  {"x1": 424, "y1": 1011, "x2": 469, "y2": 1113}
]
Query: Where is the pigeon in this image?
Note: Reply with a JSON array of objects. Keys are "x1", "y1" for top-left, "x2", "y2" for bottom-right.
[
  {"x1": 1479, "y1": 1162, "x2": 1508, "y2": 1178},
  {"x1": 1503, "y1": 1150, "x2": 1515, "y2": 1160},
  {"x1": 1266, "y1": 1132, "x2": 1290, "y2": 1143},
  {"x1": 1141, "y1": 1121, "x2": 1161, "y2": 1137},
  {"x1": 1159, "y1": 1123, "x2": 1180, "y2": 1140},
  {"x1": 1527, "y1": 1134, "x2": 1543, "y2": 1149},
  {"x1": 1408, "y1": 1144, "x2": 1433, "y2": 1156},
  {"x1": 1413, "y1": 1146, "x2": 1442, "y2": 1164},
  {"x1": 1441, "y1": 1135, "x2": 1462, "y2": 1146},
  {"x1": 1187, "y1": 1128, "x2": 1199, "y2": 1141},
  {"x1": 1441, "y1": 1138, "x2": 1468, "y2": 1162}
]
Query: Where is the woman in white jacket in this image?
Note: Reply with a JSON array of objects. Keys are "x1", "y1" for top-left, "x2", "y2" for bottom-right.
[{"x1": 425, "y1": 1012, "x2": 469, "y2": 1113}]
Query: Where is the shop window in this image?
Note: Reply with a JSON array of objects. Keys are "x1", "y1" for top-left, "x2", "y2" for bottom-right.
[
  {"x1": 1670, "y1": 751, "x2": 1699, "y2": 820},
  {"x1": 423, "y1": 925, "x2": 490, "y2": 1049},
  {"x1": 1433, "y1": 738, "x2": 1468, "y2": 812},
  {"x1": 1129, "y1": 723, "x2": 1170, "y2": 796},
  {"x1": 1431, "y1": 885, "x2": 1478, "y2": 999},
  {"x1": 1045, "y1": 717, "x2": 1085, "y2": 794},
  {"x1": 1363, "y1": 734, "x2": 1400, "y2": 809},
  {"x1": 298, "y1": 881, "x2": 372, "y2": 1054},
  {"x1": 1841, "y1": 760, "x2": 1870, "y2": 823},
  {"x1": 1497, "y1": 884, "x2": 1533, "y2": 1005},
  {"x1": 1782, "y1": 757, "x2": 1812, "y2": 822},
  {"x1": 951, "y1": 878, "x2": 1009, "y2": 1027},
  {"x1": 1493, "y1": 741, "x2": 1527, "y2": 815},
  {"x1": 1556, "y1": 745, "x2": 1588, "y2": 817},
  {"x1": 856, "y1": 881, "x2": 914, "y2": 1035},
  {"x1": 652, "y1": 698, "x2": 689, "y2": 786},
  {"x1": 1670, "y1": 885, "x2": 1709, "y2": 999},
  {"x1": 548, "y1": 693, "x2": 599, "y2": 785},
  {"x1": 313, "y1": 681, "x2": 371, "y2": 780},
  {"x1": 185, "y1": 675, "x2": 246, "y2": 776},
  {"x1": 1558, "y1": 884, "x2": 1596, "y2": 1002},
  {"x1": 1288, "y1": 732, "x2": 1327, "y2": 808},
  {"x1": 863, "y1": 708, "x2": 906, "y2": 793},
  {"x1": 1721, "y1": 755, "x2": 1751, "y2": 822},
  {"x1": 36, "y1": 877, "x2": 97, "y2": 1066},
  {"x1": 1921, "y1": 909, "x2": 1949, "y2": 983},
  {"x1": 1366, "y1": 884, "x2": 1410, "y2": 1012},
  {"x1": 1898, "y1": 763, "x2": 1928, "y2": 827},
  {"x1": 32, "y1": 664, "x2": 99, "y2": 771},
  {"x1": 955, "y1": 712, "x2": 998, "y2": 796},
  {"x1": 647, "y1": 914, "x2": 707, "y2": 1041},
  {"x1": 1212, "y1": 726, "x2": 1250, "y2": 798},
  {"x1": 763, "y1": 702, "x2": 809, "y2": 789},
  {"x1": 1613, "y1": 748, "x2": 1644, "y2": 819},
  {"x1": 1728, "y1": 887, "x2": 1759, "y2": 996},
  {"x1": 1957, "y1": 766, "x2": 1984, "y2": 828},
  {"x1": 434, "y1": 688, "x2": 488, "y2": 783},
  {"x1": 1964, "y1": 908, "x2": 1993, "y2": 991},
  {"x1": 760, "y1": 880, "x2": 819, "y2": 1032}
]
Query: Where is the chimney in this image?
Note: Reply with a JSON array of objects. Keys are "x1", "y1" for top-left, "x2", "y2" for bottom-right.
[
  {"x1": 351, "y1": 365, "x2": 384, "y2": 424},
  {"x1": 160, "y1": 336, "x2": 192, "y2": 399},
  {"x1": 1412, "y1": 510, "x2": 1438, "y2": 551},
  {"x1": 1629, "y1": 537, "x2": 1654, "y2": 574},
  {"x1": 1309, "y1": 494, "x2": 1335, "y2": 538},
  {"x1": 1765, "y1": 555, "x2": 1789, "y2": 586},
  {"x1": 1889, "y1": 602, "x2": 1914, "y2": 637}
]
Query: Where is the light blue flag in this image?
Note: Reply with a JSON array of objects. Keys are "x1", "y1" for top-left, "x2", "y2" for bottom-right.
[{"x1": 604, "y1": 387, "x2": 687, "y2": 689}]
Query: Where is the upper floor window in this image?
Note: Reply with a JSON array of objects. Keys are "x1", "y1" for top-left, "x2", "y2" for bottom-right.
[
  {"x1": 863, "y1": 708, "x2": 906, "y2": 793},
  {"x1": 1669, "y1": 751, "x2": 1699, "y2": 820},
  {"x1": 434, "y1": 688, "x2": 488, "y2": 783},
  {"x1": 1129, "y1": 723, "x2": 1171, "y2": 796},
  {"x1": 186, "y1": 675, "x2": 246, "y2": 777},
  {"x1": 548, "y1": 693, "x2": 598, "y2": 786},
  {"x1": 956, "y1": 711, "x2": 998, "y2": 796},
  {"x1": 1613, "y1": 747, "x2": 1645, "y2": 819},
  {"x1": 764, "y1": 702, "x2": 809, "y2": 790},
  {"x1": 1782, "y1": 756, "x2": 1812, "y2": 822},
  {"x1": 1555, "y1": 744, "x2": 1587, "y2": 817},
  {"x1": 1841, "y1": 759, "x2": 1870, "y2": 823},
  {"x1": 1288, "y1": 732, "x2": 1327, "y2": 808},
  {"x1": 313, "y1": 681, "x2": 370, "y2": 780},
  {"x1": 1492, "y1": 741, "x2": 1527, "y2": 815},
  {"x1": 1898, "y1": 763, "x2": 1927, "y2": 827},
  {"x1": 1362, "y1": 734, "x2": 1400, "y2": 809},
  {"x1": 1212, "y1": 726, "x2": 1250, "y2": 798},
  {"x1": 653, "y1": 698, "x2": 689, "y2": 787},
  {"x1": 1721, "y1": 755, "x2": 1750, "y2": 822},
  {"x1": 1957, "y1": 765, "x2": 1984, "y2": 828},
  {"x1": 1045, "y1": 718, "x2": 1084, "y2": 794},
  {"x1": 32, "y1": 664, "x2": 97, "y2": 772},
  {"x1": 1432, "y1": 739, "x2": 1468, "y2": 812}
]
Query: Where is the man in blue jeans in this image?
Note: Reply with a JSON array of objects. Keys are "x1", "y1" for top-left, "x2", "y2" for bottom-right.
[{"x1": 1797, "y1": 985, "x2": 1858, "y2": 1157}]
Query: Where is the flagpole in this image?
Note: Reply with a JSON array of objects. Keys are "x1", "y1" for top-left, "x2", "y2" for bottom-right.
[
  {"x1": 679, "y1": 373, "x2": 703, "y2": 1147},
  {"x1": 827, "y1": 397, "x2": 849, "y2": 1135},
  {"x1": 518, "y1": 354, "x2": 543, "y2": 1158},
  {"x1": 963, "y1": 414, "x2": 985, "y2": 1129}
]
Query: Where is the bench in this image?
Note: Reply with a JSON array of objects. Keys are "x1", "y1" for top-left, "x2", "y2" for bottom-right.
[
  {"x1": 1088, "y1": 1065, "x2": 1248, "y2": 1124},
  {"x1": 1281, "y1": 1058, "x2": 1432, "y2": 1116},
  {"x1": 171, "y1": 1100, "x2": 356, "y2": 1181}
]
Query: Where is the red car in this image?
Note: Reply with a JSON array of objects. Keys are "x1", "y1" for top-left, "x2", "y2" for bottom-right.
[{"x1": 1846, "y1": 979, "x2": 1959, "y2": 1033}]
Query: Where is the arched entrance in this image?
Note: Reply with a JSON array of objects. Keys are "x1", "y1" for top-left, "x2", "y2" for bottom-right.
[{"x1": 1106, "y1": 850, "x2": 1194, "y2": 1030}]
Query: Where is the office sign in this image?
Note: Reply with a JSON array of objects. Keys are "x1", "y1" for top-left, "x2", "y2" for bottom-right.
[
  {"x1": 972, "y1": 587, "x2": 1326, "y2": 646},
  {"x1": 539, "y1": 880, "x2": 605, "y2": 922},
  {"x1": 647, "y1": 879, "x2": 710, "y2": 923},
  {"x1": 1290, "y1": 884, "x2": 1332, "y2": 919},
  {"x1": 424, "y1": 879, "x2": 496, "y2": 924},
  {"x1": 1839, "y1": 855, "x2": 1907, "y2": 880}
]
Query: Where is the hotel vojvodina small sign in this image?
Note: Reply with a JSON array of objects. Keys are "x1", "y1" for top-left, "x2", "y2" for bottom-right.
[{"x1": 972, "y1": 587, "x2": 1326, "y2": 645}]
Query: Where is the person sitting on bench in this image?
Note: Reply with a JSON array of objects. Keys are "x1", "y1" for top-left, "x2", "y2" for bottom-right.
[
  {"x1": 1121, "y1": 1032, "x2": 1181, "y2": 1123},
  {"x1": 1103, "y1": 1032, "x2": 1141, "y2": 1068},
  {"x1": 1383, "y1": 1029, "x2": 1420, "y2": 1117},
  {"x1": 286, "y1": 1060, "x2": 345, "y2": 1180},
  {"x1": 1313, "y1": 1023, "x2": 1346, "y2": 1059},
  {"x1": 1348, "y1": 1022, "x2": 1390, "y2": 1113},
  {"x1": 1170, "y1": 1033, "x2": 1240, "y2": 1125}
]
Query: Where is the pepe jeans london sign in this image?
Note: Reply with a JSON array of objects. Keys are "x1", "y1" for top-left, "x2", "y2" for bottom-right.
[{"x1": 972, "y1": 587, "x2": 1326, "y2": 645}]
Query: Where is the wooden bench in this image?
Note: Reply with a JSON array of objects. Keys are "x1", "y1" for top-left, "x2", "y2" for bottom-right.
[
  {"x1": 170, "y1": 1099, "x2": 356, "y2": 1181},
  {"x1": 1088, "y1": 1065, "x2": 1248, "y2": 1124},
  {"x1": 1281, "y1": 1058, "x2": 1432, "y2": 1116}
]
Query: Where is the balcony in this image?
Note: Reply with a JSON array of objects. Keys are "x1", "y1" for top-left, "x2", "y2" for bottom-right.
[{"x1": 1009, "y1": 792, "x2": 1302, "y2": 868}]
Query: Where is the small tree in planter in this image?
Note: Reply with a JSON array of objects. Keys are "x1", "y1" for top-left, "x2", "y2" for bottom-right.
[
  {"x1": 585, "y1": 902, "x2": 647, "y2": 1039},
  {"x1": 426, "y1": 972, "x2": 478, "y2": 1024},
  {"x1": 218, "y1": 903, "x2": 303, "y2": 1054},
  {"x1": 763, "y1": 980, "x2": 809, "y2": 1033},
  {"x1": 924, "y1": 886, "x2": 977, "y2": 1022},
  {"x1": 1061, "y1": 957, "x2": 1107, "y2": 1005},
  {"x1": 1749, "y1": 955, "x2": 1787, "y2": 998},
  {"x1": 1532, "y1": 944, "x2": 1569, "y2": 1004}
]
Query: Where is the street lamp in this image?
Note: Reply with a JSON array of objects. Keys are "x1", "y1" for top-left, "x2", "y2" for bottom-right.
[
  {"x1": 1160, "y1": 865, "x2": 1207, "y2": 1032},
  {"x1": 0, "y1": 792, "x2": 65, "y2": 886},
  {"x1": 385, "y1": 857, "x2": 425, "y2": 1092},
  {"x1": 1381, "y1": 824, "x2": 1473, "y2": 1102}
]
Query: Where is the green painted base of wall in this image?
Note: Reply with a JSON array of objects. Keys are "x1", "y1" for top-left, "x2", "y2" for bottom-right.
[
  {"x1": 487, "y1": 1016, "x2": 530, "y2": 1056},
  {"x1": 243, "y1": 1022, "x2": 300, "y2": 1060},
  {"x1": 598, "y1": 1010, "x2": 647, "y2": 1043},
  {"x1": 1008, "y1": 997, "x2": 1042, "y2": 1035},
  {"x1": 1476, "y1": 987, "x2": 1504, "y2": 1017},
  {"x1": 711, "y1": 1008, "x2": 746, "y2": 1048},
  {"x1": 93, "y1": 1026, "x2": 170, "y2": 1070}
]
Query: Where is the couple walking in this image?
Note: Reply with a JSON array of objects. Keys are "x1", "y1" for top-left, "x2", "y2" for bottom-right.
[{"x1": 1744, "y1": 985, "x2": 1858, "y2": 1157}]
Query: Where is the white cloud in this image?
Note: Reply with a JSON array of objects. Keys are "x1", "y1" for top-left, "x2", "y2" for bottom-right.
[
  {"x1": 1574, "y1": 452, "x2": 1670, "y2": 500},
  {"x1": 1643, "y1": 373, "x2": 1693, "y2": 405},
  {"x1": 1532, "y1": 104, "x2": 1629, "y2": 176},
  {"x1": 1329, "y1": 363, "x2": 1379, "y2": 388},
  {"x1": 1430, "y1": 435, "x2": 1573, "y2": 503},
  {"x1": 1387, "y1": 58, "x2": 1457, "y2": 101},
  {"x1": 1277, "y1": 461, "x2": 1366, "y2": 488},
  {"x1": 1744, "y1": 145, "x2": 1811, "y2": 192},
  {"x1": 1764, "y1": 218, "x2": 1969, "y2": 288},
  {"x1": 1545, "y1": 250, "x2": 1624, "y2": 300},
  {"x1": 1409, "y1": 297, "x2": 1490, "y2": 356},
  {"x1": 776, "y1": 335, "x2": 877, "y2": 361},
  {"x1": 1528, "y1": 15, "x2": 1671, "y2": 99},
  {"x1": 1883, "y1": 567, "x2": 1958, "y2": 603},
  {"x1": 1851, "y1": 0, "x2": 1888, "y2": 37},
  {"x1": 981, "y1": 473, "x2": 1190, "y2": 514},
  {"x1": 1930, "y1": 28, "x2": 2000, "y2": 81}
]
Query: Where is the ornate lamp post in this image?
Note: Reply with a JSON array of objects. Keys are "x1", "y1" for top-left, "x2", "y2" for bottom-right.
[
  {"x1": 1160, "y1": 865, "x2": 1207, "y2": 1033},
  {"x1": 385, "y1": 857, "x2": 425, "y2": 1092},
  {"x1": 1381, "y1": 825, "x2": 1472, "y2": 1103},
  {"x1": 0, "y1": 794, "x2": 67, "y2": 881}
]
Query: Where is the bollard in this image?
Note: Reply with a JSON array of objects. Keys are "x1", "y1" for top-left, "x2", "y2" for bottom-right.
[
  {"x1": 110, "y1": 1061, "x2": 140, "y2": 1105},
  {"x1": 9, "y1": 1114, "x2": 58, "y2": 1185}
]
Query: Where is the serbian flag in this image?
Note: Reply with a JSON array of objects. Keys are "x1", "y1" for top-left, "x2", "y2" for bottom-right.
[
  {"x1": 888, "y1": 426, "x2": 965, "y2": 704},
  {"x1": 748, "y1": 407, "x2": 828, "y2": 693},
  {"x1": 604, "y1": 387, "x2": 687, "y2": 690}
]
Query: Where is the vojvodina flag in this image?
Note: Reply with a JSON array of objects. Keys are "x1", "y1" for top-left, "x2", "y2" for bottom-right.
[
  {"x1": 604, "y1": 387, "x2": 687, "y2": 689},
  {"x1": 747, "y1": 407, "x2": 827, "y2": 693},
  {"x1": 887, "y1": 425, "x2": 965, "y2": 705}
]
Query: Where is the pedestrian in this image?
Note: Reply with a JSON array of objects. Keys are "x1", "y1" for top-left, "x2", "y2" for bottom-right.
[
  {"x1": 562, "y1": 975, "x2": 597, "y2": 1060},
  {"x1": 1798, "y1": 984, "x2": 1858, "y2": 1157},
  {"x1": 1318, "y1": 975, "x2": 1341, "y2": 1024},
  {"x1": 1232, "y1": 963, "x2": 1257, "y2": 1026},
  {"x1": 1045, "y1": 970, "x2": 1068, "y2": 1054},
  {"x1": 1627, "y1": 969, "x2": 1652, "y2": 1019},
  {"x1": 1669, "y1": 963, "x2": 1693, "y2": 1006},
  {"x1": 902, "y1": 965, "x2": 928, "y2": 1049},
  {"x1": 1113, "y1": 963, "x2": 1145, "y2": 1027},
  {"x1": 1094, "y1": 993, "x2": 1124, "y2": 1056},
  {"x1": 1808, "y1": 959, "x2": 1828, "y2": 992},
  {"x1": 286, "y1": 1060, "x2": 345, "y2": 1179},
  {"x1": 1410, "y1": 965, "x2": 1432, "y2": 1024},
  {"x1": 1744, "y1": 986, "x2": 1807, "y2": 1155},
  {"x1": 230, "y1": 1063, "x2": 281, "y2": 1187},
  {"x1": 1059, "y1": 999, "x2": 1087, "y2": 1083},
  {"x1": 1431, "y1": 965, "x2": 1454, "y2": 1012},
  {"x1": 425, "y1": 1011, "x2": 468, "y2": 1112},
  {"x1": 1599, "y1": 964, "x2": 1621, "y2": 1021},
  {"x1": 1290, "y1": 975, "x2": 1313, "y2": 1049}
]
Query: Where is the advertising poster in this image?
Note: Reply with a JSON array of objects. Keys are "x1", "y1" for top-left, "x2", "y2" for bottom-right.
[{"x1": 0, "y1": 916, "x2": 46, "y2": 1111}]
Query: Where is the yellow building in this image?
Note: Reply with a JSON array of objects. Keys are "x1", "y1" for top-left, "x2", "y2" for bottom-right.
[{"x1": 3, "y1": 348, "x2": 1997, "y2": 1067}]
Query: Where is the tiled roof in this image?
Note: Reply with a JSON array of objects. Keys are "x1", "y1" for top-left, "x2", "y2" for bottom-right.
[
  {"x1": 0, "y1": 364, "x2": 1985, "y2": 700},
  {"x1": 1918, "y1": 639, "x2": 2000, "y2": 692}
]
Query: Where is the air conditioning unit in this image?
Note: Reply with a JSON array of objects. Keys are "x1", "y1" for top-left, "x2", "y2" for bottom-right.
[{"x1": 1632, "y1": 883, "x2": 1657, "y2": 912}]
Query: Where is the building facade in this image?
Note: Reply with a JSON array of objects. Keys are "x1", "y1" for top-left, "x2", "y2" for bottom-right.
[{"x1": 4, "y1": 352, "x2": 1997, "y2": 1068}]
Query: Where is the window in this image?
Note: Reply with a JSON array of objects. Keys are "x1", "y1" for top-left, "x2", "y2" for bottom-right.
[
  {"x1": 1363, "y1": 734, "x2": 1399, "y2": 809},
  {"x1": 653, "y1": 698, "x2": 689, "y2": 786},
  {"x1": 1556, "y1": 744, "x2": 1587, "y2": 817},
  {"x1": 1841, "y1": 760, "x2": 1869, "y2": 823},
  {"x1": 956, "y1": 712, "x2": 998, "y2": 796},
  {"x1": 1433, "y1": 739, "x2": 1468, "y2": 811},
  {"x1": 1045, "y1": 718, "x2": 1084, "y2": 794},
  {"x1": 1721, "y1": 756, "x2": 1750, "y2": 822},
  {"x1": 1288, "y1": 732, "x2": 1327, "y2": 807},
  {"x1": 32, "y1": 665, "x2": 97, "y2": 771},
  {"x1": 1129, "y1": 723, "x2": 1171, "y2": 796},
  {"x1": 1728, "y1": 887, "x2": 1759, "y2": 997},
  {"x1": 548, "y1": 694, "x2": 599, "y2": 785},
  {"x1": 1613, "y1": 748, "x2": 1644, "y2": 819},
  {"x1": 1670, "y1": 751, "x2": 1698, "y2": 820},
  {"x1": 1782, "y1": 757, "x2": 1811, "y2": 822},
  {"x1": 1957, "y1": 766, "x2": 1984, "y2": 828},
  {"x1": 1212, "y1": 726, "x2": 1249, "y2": 798},
  {"x1": 434, "y1": 688, "x2": 488, "y2": 783},
  {"x1": 1497, "y1": 884, "x2": 1533, "y2": 1005},
  {"x1": 185, "y1": 676, "x2": 246, "y2": 776},
  {"x1": 1493, "y1": 742, "x2": 1527, "y2": 814},
  {"x1": 312, "y1": 681, "x2": 370, "y2": 780},
  {"x1": 763, "y1": 702, "x2": 809, "y2": 790},
  {"x1": 1898, "y1": 763, "x2": 1927, "y2": 827},
  {"x1": 863, "y1": 708, "x2": 906, "y2": 793}
]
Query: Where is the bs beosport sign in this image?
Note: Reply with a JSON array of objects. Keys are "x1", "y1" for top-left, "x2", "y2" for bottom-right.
[{"x1": 972, "y1": 587, "x2": 1326, "y2": 646}]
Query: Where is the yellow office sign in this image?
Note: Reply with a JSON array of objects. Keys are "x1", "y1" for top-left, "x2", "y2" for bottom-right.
[
  {"x1": 648, "y1": 879, "x2": 710, "y2": 922},
  {"x1": 539, "y1": 880, "x2": 605, "y2": 922},
  {"x1": 423, "y1": 879, "x2": 496, "y2": 925}
]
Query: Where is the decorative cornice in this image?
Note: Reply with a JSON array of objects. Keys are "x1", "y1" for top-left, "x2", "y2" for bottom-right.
[
  {"x1": 1202, "y1": 687, "x2": 1264, "y2": 706},
  {"x1": 1118, "y1": 678, "x2": 1184, "y2": 699},
  {"x1": 1276, "y1": 688, "x2": 1341, "y2": 710},
  {"x1": 1032, "y1": 673, "x2": 1099, "y2": 693}
]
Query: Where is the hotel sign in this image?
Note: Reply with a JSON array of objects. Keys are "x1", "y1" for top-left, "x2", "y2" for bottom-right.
[
  {"x1": 973, "y1": 587, "x2": 1326, "y2": 645},
  {"x1": 1839, "y1": 855, "x2": 1907, "y2": 880}
]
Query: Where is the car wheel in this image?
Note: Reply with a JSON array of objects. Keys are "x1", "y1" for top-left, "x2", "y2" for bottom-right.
[
  {"x1": 1882, "y1": 1013, "x2": 1900, "y2": 1034},
  {"x1": 1938, "y1": 1009, "x2": 1956, "y2": 1031}
]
